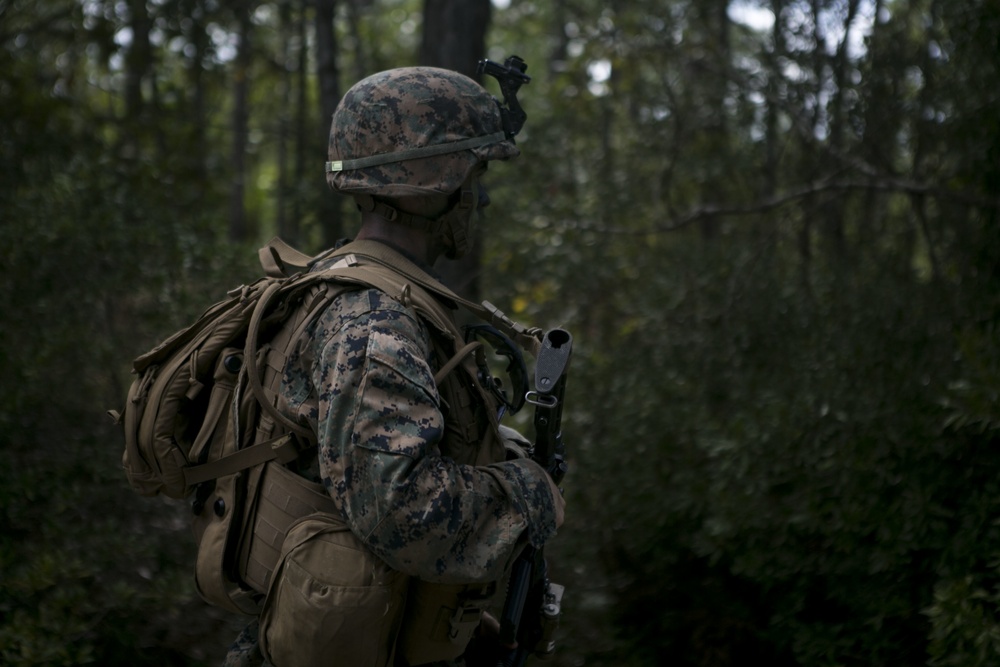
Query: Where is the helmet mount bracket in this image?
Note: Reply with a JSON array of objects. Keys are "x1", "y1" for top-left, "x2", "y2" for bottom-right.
[{"x1": 477, "y1": 55, "x2": 531, "y2": 141}]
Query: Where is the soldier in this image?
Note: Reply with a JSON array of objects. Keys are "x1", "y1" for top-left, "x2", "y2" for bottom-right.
[{"x1": 224, "y1": 66, "x2": 565, "y2": 667}]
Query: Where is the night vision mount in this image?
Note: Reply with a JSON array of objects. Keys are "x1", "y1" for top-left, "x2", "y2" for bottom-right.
[{"x1": 477, "y1": 55, "x2": 531, "y2": 142}]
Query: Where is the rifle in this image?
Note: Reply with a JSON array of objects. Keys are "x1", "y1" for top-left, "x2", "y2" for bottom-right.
[{"x1": 496, "y1": 328, "x2": 572, "y2": 667}]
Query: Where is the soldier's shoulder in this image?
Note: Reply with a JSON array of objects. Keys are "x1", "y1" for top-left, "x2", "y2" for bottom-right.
[{"x1": 309, "y1": 285, "x2": 424, "y2": 342}]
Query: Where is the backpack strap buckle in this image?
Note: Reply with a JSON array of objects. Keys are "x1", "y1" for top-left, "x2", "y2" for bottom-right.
[{"x1": 447, "y1": 584, "x2": 497, "y2": 645}]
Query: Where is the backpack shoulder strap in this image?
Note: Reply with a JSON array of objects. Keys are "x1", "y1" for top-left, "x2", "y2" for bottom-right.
[
  {"x1": 259, "y1": 236, "x2": 339, "y2": 279},
  {"x1": 244, "y1": 267, "x2": 371, "y2": 441},
  {"x1": 174, "y1": 270, "x2": 362, "y2": 489},
  {"x1": 339, "y1": 239, "x2": 544, "y2": 358}
]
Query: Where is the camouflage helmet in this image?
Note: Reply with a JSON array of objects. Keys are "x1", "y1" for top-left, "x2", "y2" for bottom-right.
[{"x1": 325, "y1": 67, "x2": 519, "y2": 198}]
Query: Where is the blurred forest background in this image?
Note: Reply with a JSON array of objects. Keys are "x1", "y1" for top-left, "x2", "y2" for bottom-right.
[{"x1": 2, "y1": 0, "x2": 1000, "y2": 665}]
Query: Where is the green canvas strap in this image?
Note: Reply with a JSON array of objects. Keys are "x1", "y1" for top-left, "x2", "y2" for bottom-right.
[
  {"x1": 340, "y1": 239, "x2": 544, "y2": 358},
  {"x1": 324, "y1": 132, "x2": 506, "y2": 173},
  {"x1": 259, "y1": 237, "x2": 313, "y2": 278},
  {"x1": 434, "y1": 340, "x2": 483, "y2": 386},
  {"x1": 183, "y1": 434, "x2": 302, "y2": 487}
]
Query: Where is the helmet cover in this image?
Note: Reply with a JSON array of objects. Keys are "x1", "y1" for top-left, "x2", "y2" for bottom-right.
[{"x1": 326, "y1": 67, "x2": 519, "y2": 198}]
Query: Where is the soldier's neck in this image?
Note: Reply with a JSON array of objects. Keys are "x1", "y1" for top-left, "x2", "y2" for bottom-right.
[{"x1": 355, "y1": 214, "x2": 440, "y2": 268}]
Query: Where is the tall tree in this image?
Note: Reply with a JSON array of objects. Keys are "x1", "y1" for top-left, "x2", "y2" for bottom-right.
[
  {"x1": 229, "y1": 2, "x2": 253, "y2": 242},
  {"x1": 316, "y1": 0, "x2": 345, "y2": 247},
  {"x1": 294, "y1": 0, "x2": 309, "y2": 242},
  {"x1": 184, "y1": 0, "x2": 210, "y2": 190},
  {"x1": 124, "y1": 0, "x2": 152, "y2": 121},
  {"x1": 277, "y1": 0, "x2": 293, "y2": 242},
  {"x1": 420, "y1": 0, "x2": 492, "y2": 299},
  {"x1": 694, "y1": 0, "x2": 732, "y2": 240}
]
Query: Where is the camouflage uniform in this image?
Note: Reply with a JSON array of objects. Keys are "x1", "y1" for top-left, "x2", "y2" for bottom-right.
[
  {"x1": 224, "y1": 66, "x2": 560, "y2": 666},
  {"x1": 285, "y1": 263, "x2": 560, "y2": 580},
  {"x1": 224, "y1": 258, "x2": 560, "y2": 667},
  {"x1": 223, "y1": 622, "x2": 266, "y2": 667}
]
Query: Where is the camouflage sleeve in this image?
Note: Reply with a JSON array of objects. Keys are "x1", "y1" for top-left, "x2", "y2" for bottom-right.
[{"x1": 307, "y1": 289, "x2": 559, "y2": 583}]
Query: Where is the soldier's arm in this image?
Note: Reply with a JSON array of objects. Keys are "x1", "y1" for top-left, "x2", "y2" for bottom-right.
[{"x1": 311, "y1": 290, "x2": 559, "y2": 583}]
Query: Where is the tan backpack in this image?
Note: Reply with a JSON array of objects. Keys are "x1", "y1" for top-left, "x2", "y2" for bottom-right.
[{"x1": 110, "y1": 245, "x2": 369, "y2": 612}]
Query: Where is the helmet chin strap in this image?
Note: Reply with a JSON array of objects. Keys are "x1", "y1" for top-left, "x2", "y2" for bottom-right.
[
  {"x1": 354, "y1": 185, "x2": 477, "y2": 259},
  {"x1": 440, "y1": 185, "x2": 476, "y2": 259}
]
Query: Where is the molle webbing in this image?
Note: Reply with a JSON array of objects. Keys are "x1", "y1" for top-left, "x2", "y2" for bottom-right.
[
  {"x1": 178, "y1": 278, "x2": 357, "y2": 487},
  {"x1": 239, "y1": 460, "x2": 340, "y2": 595},
  {"x1": 181, "y1": 256, "x2": 435, "y2": 486}
]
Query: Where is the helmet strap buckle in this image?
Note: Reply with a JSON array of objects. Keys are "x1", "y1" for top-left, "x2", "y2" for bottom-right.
[
  {"x1": 355, "y1": 194, "x2": 377, "y2": 213},
  {"x1": 355, "y1": 194, "x2": 399, "y2": 222}
]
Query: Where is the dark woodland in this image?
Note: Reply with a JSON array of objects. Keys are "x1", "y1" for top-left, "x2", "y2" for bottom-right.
[{"x1": 2, "y1": 0, "x2": 1000, "y2": 665}]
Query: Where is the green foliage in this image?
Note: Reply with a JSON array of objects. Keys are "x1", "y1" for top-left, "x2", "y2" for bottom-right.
[
  {"x1": 484, "y1": 2, "x2": 1000, "y2": 666},
  {"x1": 927, "y1": 576, "x2": 1000, "y2": 667},
  {"x1": 0, "y1": 431, "x2": 213, "y2": 666},
  {"x1": 4, "y1": 0, "x2": 1000, "y2": 665},
  {"x1": 1, "y1": 14, "x2": 254, "y2": 662}
]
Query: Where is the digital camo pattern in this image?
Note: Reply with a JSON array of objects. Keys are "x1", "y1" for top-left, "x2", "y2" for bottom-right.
[
  {"x1": 222, "y1": 621, "x2": 268, "y2": 667},
  {"x1": 327, "y1": 67, "x2": 519, "y2": 198},
  {"x1": 280, "y1": 285, "x2": 559, "y2": 581},
  {"x1": 222, "y1": 252, "x2": 560, "y2": 667}
]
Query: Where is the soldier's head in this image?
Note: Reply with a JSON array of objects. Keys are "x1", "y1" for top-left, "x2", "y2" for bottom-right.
[{"x1": 325, "y1": 66, "x2": 518, "y2": 260}]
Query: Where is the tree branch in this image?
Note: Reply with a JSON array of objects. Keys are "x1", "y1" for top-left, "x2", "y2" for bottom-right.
[{"x1": 563, "y1": 177, "x2": 1000, "y2": 235}]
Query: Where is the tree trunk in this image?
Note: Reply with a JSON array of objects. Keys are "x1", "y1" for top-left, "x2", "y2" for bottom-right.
[
  {"x1": 549, "y1": 0, "x2": 569, "y2": 75},
  {"x1": 294, "y1": 0, "x2": 308, "y2": 240},
  {"x1": 124, "y1": 0, "x2": 151, "y2": 121},
  {"x1": 764, "y1": 0, "x2": 785, "y2": 200},
  {"x1": 187, "y1": 2, "x2": 208, "y2": 190},
  {"x1": 698, "y1": 0, "x2": 731, "y2": 241},
  {"x1": 824, "y1": 0, "x2": 861, "y2": 259},
  {"x1": 229, "y1": 4, "x2": 252, "y2": 242},
  {"x1": 345, "y1": 0, "x2": 369, "y2": 83},
  {"x1": 277, "y1": 0, "x2": 291, "y2": 242},
  {"x1": 121, "y1": 0, "x2": 152, "y2": 164},
  {"x1": 420, "y1": 0, "x2": 491, "y2": 79},
  {"x1": 315, "y1": 0, "x2": 344, "y2": 249},
  {"x1": 420, "y1": 0, "x2": 492, "y2": 300}
]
